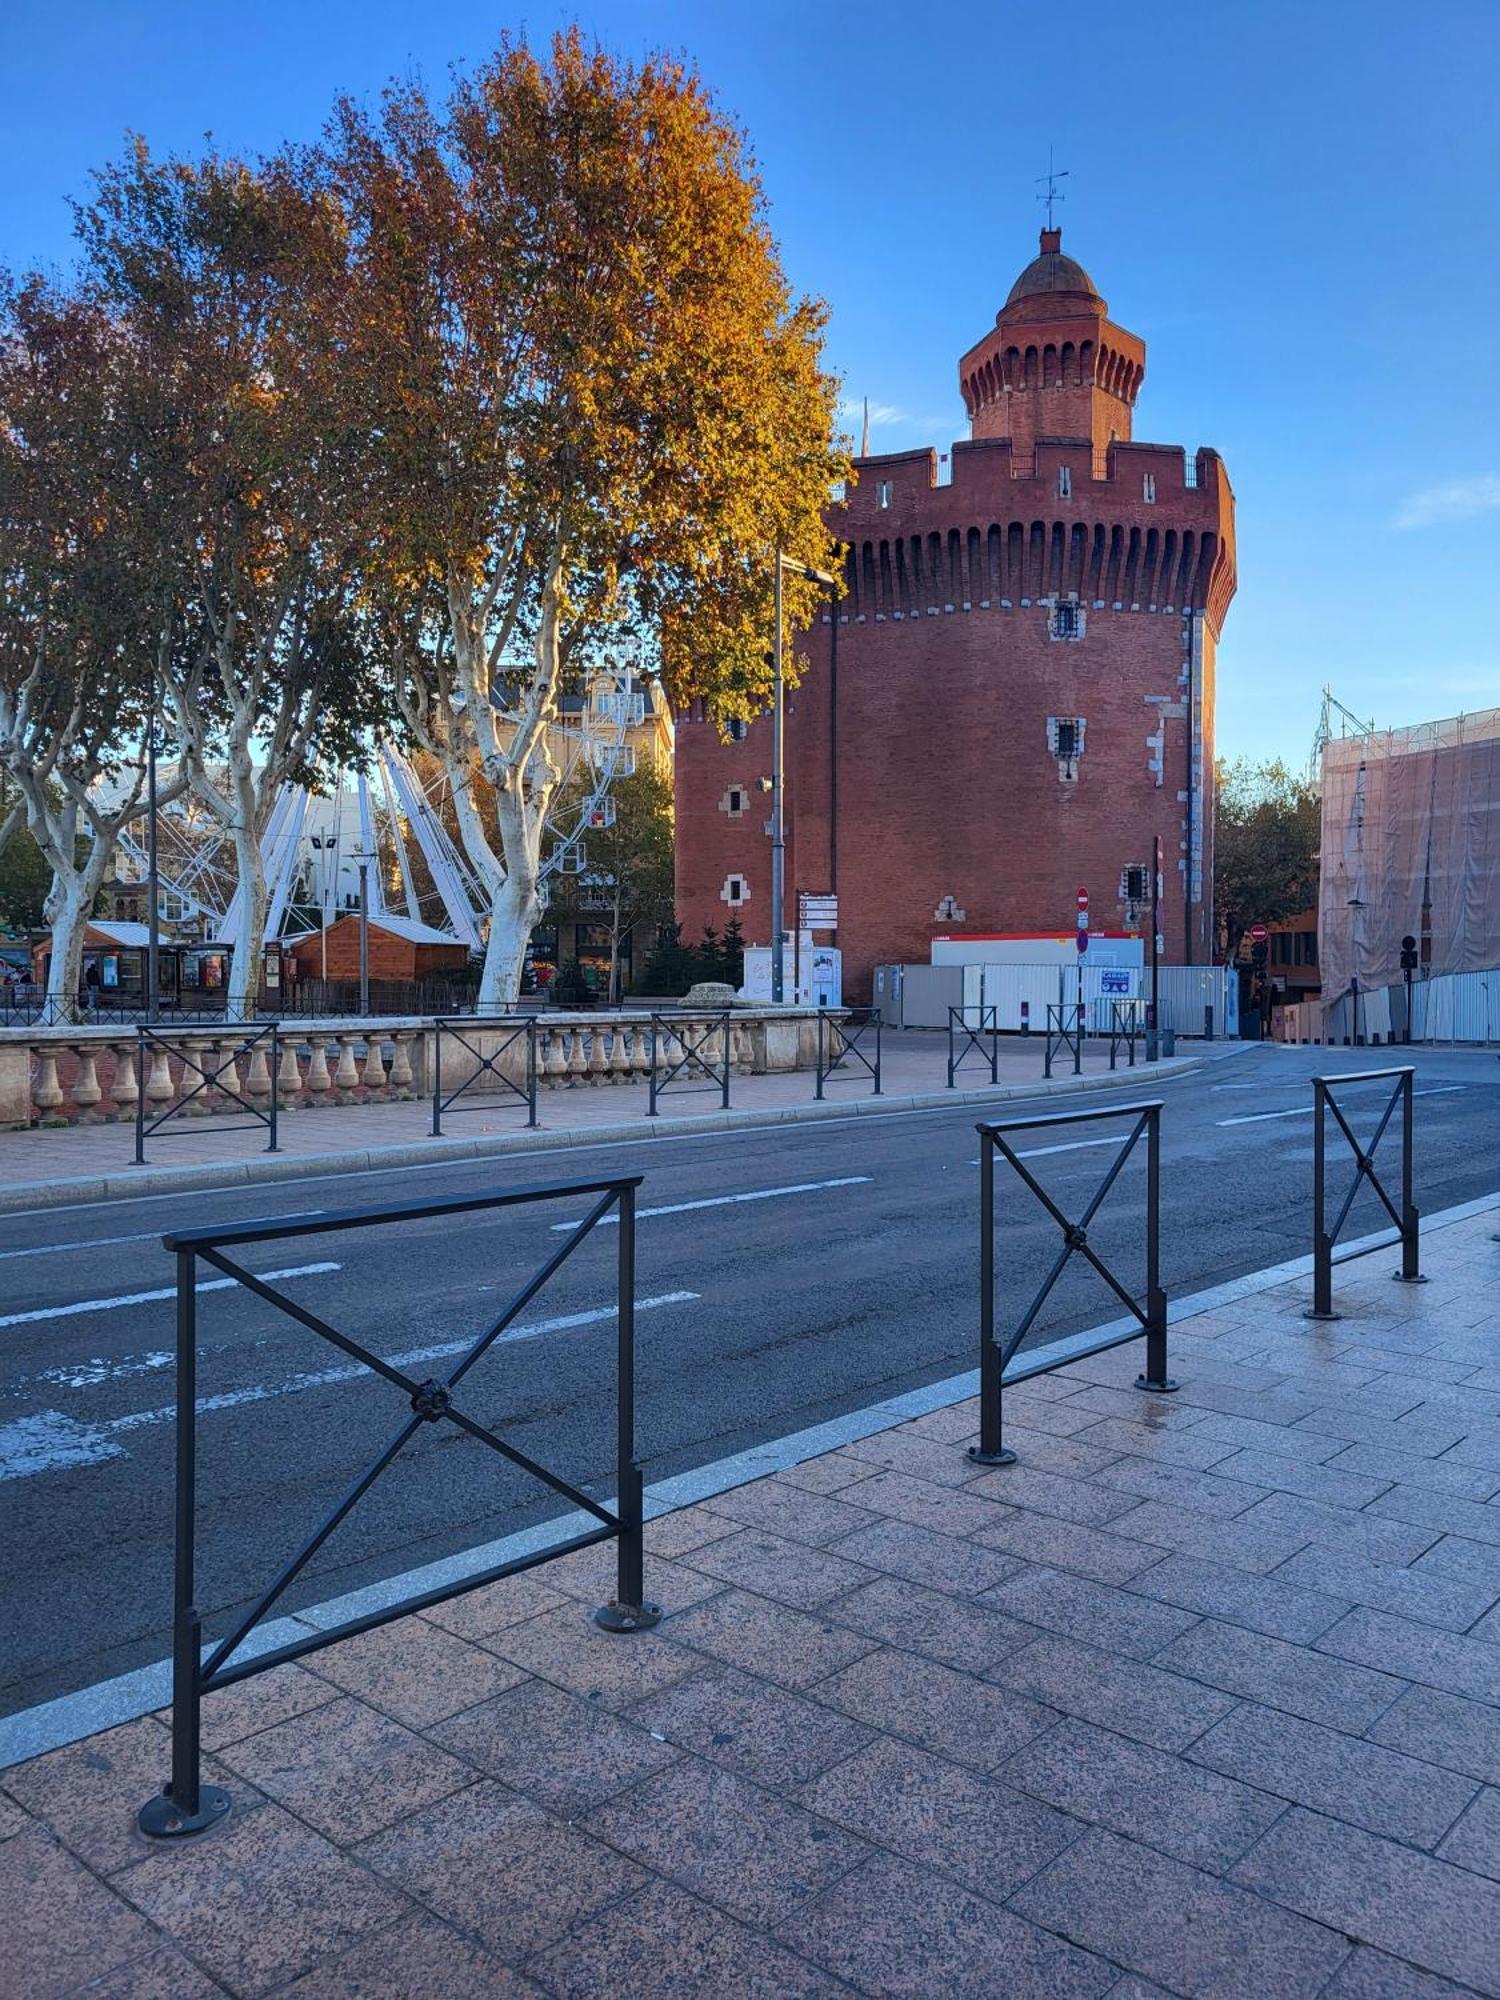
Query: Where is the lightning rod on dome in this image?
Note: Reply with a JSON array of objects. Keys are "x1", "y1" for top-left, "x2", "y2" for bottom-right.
[{"x1": 1036, "y1": 148, "x2": 1069, "y2": 230}]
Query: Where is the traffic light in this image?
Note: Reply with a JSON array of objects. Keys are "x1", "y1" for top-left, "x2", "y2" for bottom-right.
[
  {"x1": 1251, "y1": 940, "x2": 1268, "y2": 969},
  {"x1": 1399, "y1": 934, "x2": 1419, "y2": 972}
]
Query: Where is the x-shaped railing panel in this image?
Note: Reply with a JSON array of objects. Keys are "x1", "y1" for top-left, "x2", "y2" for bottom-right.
[
  {"x1": 816, "y1": 1009, "x2": 881, "y2": 1098},
  {"x1": 969, "y1": 1099, "x2": 1173, "y2": 1467},
  {"x1": 431, "y1": 1016, "x2": 538, "y2": 1134},
  {"x1": 948, "y1": 1006, "x2": 999, "y2": 1087},
  {"x1": 1309, "y1": 1067, "x2": 1421, "y2": 1317},
  {"x1": 135, "y1": 1024, "x2": 279, "y2": 1163},
  {"x1": 138, "y1": 1173, "x2": 658, "y2": 1842},
  {"x1": 649, "y1": 1011, "x2": 731, "y2": 1115}
]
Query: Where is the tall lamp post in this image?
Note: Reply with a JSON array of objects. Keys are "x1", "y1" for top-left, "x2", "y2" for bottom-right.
[
  {"x1": 145, "y1": 708, "x2": 161, "y2": 1022},
  {"x1": 771, "y1": 553, "x2": 838, "y2": 1006},
  {"x1": 355, "y1": 848, "x2": 372, "y2": 1017}
]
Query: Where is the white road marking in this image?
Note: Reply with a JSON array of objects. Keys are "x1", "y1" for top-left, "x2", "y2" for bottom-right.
[
  {"x1": 0, "y1": 1228, "x2": 166, "y2": 1262},
  {"x1": 1217, "y1": 1084, "x2": 1466, "y2": 1127},
  {"x1": 0, "y1": 1263, "x2": 341, "y2": 1331},
  {"x1": 548, "y1": 1177, "x2": 873, "y2": 1230},
  {"x1": 0, "y1": 1290, "x2": 699, "y2": 1480},
  {"x1": 970, "y1": 1136, "x2": 1145, "y2": 1165}
]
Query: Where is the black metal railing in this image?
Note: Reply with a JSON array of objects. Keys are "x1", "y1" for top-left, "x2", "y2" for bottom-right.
[
  {"x1": 970, "y1": 1099, "x2": 1173, "y2": 1465},
  {"x1": 816, "y1": 1007, "x2": 881, "y2": 1100},
  {"x1": 948, "y1": 1005, "x2": 999, "y2": 1088},
  {"x1": 647, "y1": 1010, "x2": 731, "y2": 1116},
  {"x1": 1308, "y1": 1067, "x2": 1422, "y2": 1319},
  {"x1": 1044, "y1": 1002, "x2": 1082, "y2": 1078},
  {"x1": 431, "y1": 1016, "x2": 537, "y2": 1135},
  {"x1": 134, "y1": 1024, "x2": 280, "y2": 1165},
  {"x1": 1108, "y1": 1000, "x2": 1139, "y2": 1072},
  {"x1": 137, "y1": 1173, "x2": 658, "y2": 1840}
]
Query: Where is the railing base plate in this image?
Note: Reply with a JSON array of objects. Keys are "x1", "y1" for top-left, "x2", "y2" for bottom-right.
[
  {"x1": 1134, "y1": 1375, "x2": 1180, "y2": 1395},
  {"x1": 1391, "y1": 1271, "x2": 1428, "y2": 1285},
  {"x1": 137, "y1": 1784, "x2": 231, "y2": 1840},
  {"x1": 966, "y1": 1445, "x2": 1017, "y2": 1467},
  {"x1": 594, "y1": 1600, "x2": 663, "y2": 1633},
  {"x1": 1303, "y1": 1308, "x2": 1340, "y2": 1322}
]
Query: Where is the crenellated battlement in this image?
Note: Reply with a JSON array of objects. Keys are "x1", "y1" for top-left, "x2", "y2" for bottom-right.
[
  {"x1": 828, "y1": 435, "x2": 1236, "y2": 638},
  {"x1": 840, "y1": 436, "x2": 1231, "y2": 517}
]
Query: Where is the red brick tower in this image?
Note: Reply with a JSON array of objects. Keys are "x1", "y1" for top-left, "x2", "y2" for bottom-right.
[{"x1": 673, "y1": 226, "x2": 1236, "y2": 995}]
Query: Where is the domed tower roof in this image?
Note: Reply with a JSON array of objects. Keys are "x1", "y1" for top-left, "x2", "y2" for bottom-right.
[{"x1": 1004, "y1": 227, "x2": 1102, "y2": 308}]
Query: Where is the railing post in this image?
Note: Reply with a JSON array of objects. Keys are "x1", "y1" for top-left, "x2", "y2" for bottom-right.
[
  {"x1": 431, "y1": 1020, "x2": 443, "y2": 1137},
  {"x1": 719, "y1": 1010, "x2": 731, "y2": 1109},
  {"x1": 872, "y1": 1015, "x2": 883, "y2": 1095},
  {"x1": 1397, "y1": 1068, "x2": 1423, "y2": 1282},
  {"x1": 816, "y1": 1009, "x2": 826, "y2": 1101},
  {"x1": 947, "y1": 1010, "x2": 956, "y2": 1090},
  {"x1": 1073, "y1": 1006, "x2": 1082, "y2": 1076},
  {"x1": 1308, "y1": 1078, "x2": 1336, "y2": 1319},
  {"x1": 526, "y1": 1019, "x2": 539, "y2": 1128},
  {"x1": 267, "y1": 1026, "x2": 280, "y2": 1153},
  {"x1": 647, "y1": 1020, "x2": 659, "y2": 1117},
  {"x1": 134, "y1": 1027, "x2": 147, "y2": 1166},
  {"x1": 1044, "y1": 1009, "x2": 1054, "y2": 1080},
  {"x1": 1135, "y1": 1105, "x2": 1178, "y2": 1393},
  {"x1": 139, "y1": 1249, "x2": 230, "y2": 1838},
  {"x1": 968, "y1": 1129, "x2": 1016, "y2": 1466},
  {"x1": 596, "y1": 1182, "x2": 661, "y2": 1633}
]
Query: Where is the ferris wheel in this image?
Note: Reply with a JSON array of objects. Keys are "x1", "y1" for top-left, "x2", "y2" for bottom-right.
[{"x1": 111, "y1": 659, "x2": 648, "y2": 955}]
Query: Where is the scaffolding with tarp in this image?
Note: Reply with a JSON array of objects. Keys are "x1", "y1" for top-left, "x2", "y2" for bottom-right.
[{"x1": 1318, "y1": 706, "x2": 1500, "y2": 1016}]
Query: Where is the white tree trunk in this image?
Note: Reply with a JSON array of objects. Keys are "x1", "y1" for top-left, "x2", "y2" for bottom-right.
[
  {"x1": 480, "y1": 871, "x2": 539, "y2": 1011},
  {"x1": 476, "y1": 782, "x2": 541, "y2": 1010},
  {"x1": 45, "y1": 870, "x2": 95, "y2": 1015},
  {"x1": 225, "y1": 819, "x2": 268, "y2": 1018}
]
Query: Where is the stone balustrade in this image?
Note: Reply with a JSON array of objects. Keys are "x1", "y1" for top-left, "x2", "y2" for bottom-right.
[{"x1": 0, "y1": 1009, "x2": 838, "y2": 1130}]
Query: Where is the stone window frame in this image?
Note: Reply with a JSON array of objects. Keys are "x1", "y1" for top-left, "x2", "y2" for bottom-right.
[
  {"x1": 719, "y1": 785, "x2": 749, "y2": 819},
  {"x1": 720, "y1": 874, "x2": 750, "y2": 907}
]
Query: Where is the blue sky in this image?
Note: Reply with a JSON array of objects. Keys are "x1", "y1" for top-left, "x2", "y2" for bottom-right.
[{"x1": 4, "y1": 1, "x2": 1497, "y2": 767}]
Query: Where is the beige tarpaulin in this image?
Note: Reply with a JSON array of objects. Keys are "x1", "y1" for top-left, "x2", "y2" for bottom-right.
[{"x1": 1319, "y1": 707, "x2": 1500, "y2": 1008}]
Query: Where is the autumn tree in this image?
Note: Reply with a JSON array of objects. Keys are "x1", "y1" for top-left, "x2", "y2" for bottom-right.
[
  {"x1": 73, "y1": 141, "x2": 375, "y2": 1016},
  {"x1": 333, "y1": 32, "x2": 844, "y2": 1007},
  {"x1": 1214, "y1": 756, "x2": 1320, "y2": 954},
  {"x1": 0, "y1": 275, "x2": 181, "y2": 1012}
]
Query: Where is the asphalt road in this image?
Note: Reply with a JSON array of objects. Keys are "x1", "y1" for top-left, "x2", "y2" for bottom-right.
[{"x1": 3, "y1": 1039, "x2": 1498, "y2": 1716}]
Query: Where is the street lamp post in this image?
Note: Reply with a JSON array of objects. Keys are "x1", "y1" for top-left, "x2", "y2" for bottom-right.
[
  {"x1": 771, "y1": 552, "x2": 838, "y2": 1006},
  {"x1": 145, "y1": 712, "x2": 161, "y2": 1022},
  {"x1": 356, "y1": 850, "x2": 371, "y2": 1017}
]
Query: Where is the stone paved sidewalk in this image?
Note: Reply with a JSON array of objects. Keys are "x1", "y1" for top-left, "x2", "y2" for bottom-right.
[{"x1": 4, "y1": 1208, "x2": 1499, "y2": 1997}]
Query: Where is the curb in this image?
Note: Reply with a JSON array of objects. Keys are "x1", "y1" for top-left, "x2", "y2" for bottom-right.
[{"x1": 0, "y1": 1048, "x2": 1242, "y2": 1214}]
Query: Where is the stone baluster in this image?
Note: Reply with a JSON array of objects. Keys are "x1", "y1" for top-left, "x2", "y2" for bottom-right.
[
  {"x1": 145, "y1": 1043, "x2": 175, "y2": 1114},
  {"x1": 609, "y1": 1026, "x2": 631, "y2": 1080},
  {"x1": 543, "y1": 1026, "x2": 568, "y2": 1085},
  {"x1": 588, "y1": 1027, "x2": 610, "y2": 1083},
  {"x1": 304, "y1": 1035, "x2": 333, "y2": 1106},
  {"x1": 245, "y1": 1039, "x2": 273, "y2": 1110},
  {"x1": 213, "y1": 1039, "x2": 244, "y2": 1112},
  {"x1": 71, "y1": 1045, "x2": 104, "y2": 1123},
  {"x1": 276, "y1": 1036, "x2": 303, "y2": 1107},
  {"x1": 333, "y1": 1033, "x2": 361, "y2": 1101},
  {"x1": 33, "y1": 1046, "x2": 66, "y2": 1124},
  {"x1": 387, "y1": 1032, "x2": 414, "y2": 1098},
  {"x1": 361, "y1": 1037, "x2": 388, "y2": 1100},
  {"x1": 176, "y1": 1040, "x2": 209, "y2": 1115},
  {"x1": 111, "y1": 1043, "x2": 139, "y2": 1122}
]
